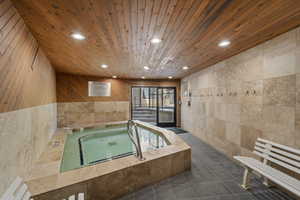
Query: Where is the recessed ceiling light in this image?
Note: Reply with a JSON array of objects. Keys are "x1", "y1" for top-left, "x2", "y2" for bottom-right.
[
  {"x1": 101, "y1": 64, "x2": 108, "y2": 68},
  {"x1": 141, "y1": 76, "x2": 145, "y2": 79},
  {"x1": 112, "y1": 75, "x2": 117, "y2": 78},
  {"x1": 151, "y1": 38, "x2": 161, "y2": 44},
  {"x1": 168, "y1": 76, "x2": 173, "y2": 79},
  {"x1": 182, "y1": 66, "x2": 189, "y2": 70},
  {"x1": 71, "y1": 33, "x2": 85, "y2": 40},
  {"x1": 218, "y1": 40, "x2": 231, "y2": 47},
  {"x1": 144, "y1": 66, "x2": 149, "y2": 70}
]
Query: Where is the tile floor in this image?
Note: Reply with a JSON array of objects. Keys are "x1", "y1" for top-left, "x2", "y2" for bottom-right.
[{"x1": 118, "y1": 133, "x2": 296, "y2": 200}]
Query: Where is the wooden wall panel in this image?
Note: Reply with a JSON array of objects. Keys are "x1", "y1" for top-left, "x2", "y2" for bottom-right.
[
  {"x1": 0, "y1": 0, "x2": 57, "y2": 196},
  {"x1": 56, "y1": 73, "x2": 180, "y2": 103},
  {"x1": 0, "y1": 0, "x2": 56, "y2": 113},
  {"x1": 56, "y1": 73, "x2": 181, "y2": 126},
  {"x1": 56, "y1": 73, "x2": 130, "y2": 102}
]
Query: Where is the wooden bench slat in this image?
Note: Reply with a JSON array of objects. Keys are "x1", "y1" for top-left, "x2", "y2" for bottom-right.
[
  {"x1": 234, "y1": 156, "x2": 300, "y2": 196},
  {"x1": 1, "y1": 177, "x2": 22, "y2": 200},
  {"x1": 14, "y1": 184, "x2": 27, "y2": 200},
  {"x1": 254, "y1": 145, "x2": 265, "y2": 153},
  {"x1": 255, "y1": 142, "x2": 300, "y2": 161},
  {"x1": 22, "y1": 192, "x2": 30, "y2": 200},
  {"x1": 254, "y1": 151, "x2": 300, "y2": 174},
  {"x1": 257, "y1": 138, "x2": 300, "y2": 155},
  {"x1": 68, "y1": 195, "x2": 75, "y2": 200},
  {"x1": 235, "y1": 157, "x2": 300, "y2": 187},
  {"x1": 78, "y1": 193, "x2": 84, "y2": 200},
  {"x1": 236, "y1": 139, "x2": 300, "y2": 197},
  {"x1": 254, "y1": 146, "x2": 300, "y2": 168}
]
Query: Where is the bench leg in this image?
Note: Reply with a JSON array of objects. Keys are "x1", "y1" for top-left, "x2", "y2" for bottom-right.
[
  {"x1": 263, "y1": 177, "x2": 270, "y2": 187},
  {"x1": 241, "y1": 168, "x2": 252, "y2": 190}
]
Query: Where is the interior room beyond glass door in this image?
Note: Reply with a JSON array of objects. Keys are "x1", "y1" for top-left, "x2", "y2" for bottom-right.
[
  {"x1": 131, "y1": 87, "x2": 176, "y2": 127},
  {"x1": 131, "y1": 87, "x2": 157, "y2": 124}
]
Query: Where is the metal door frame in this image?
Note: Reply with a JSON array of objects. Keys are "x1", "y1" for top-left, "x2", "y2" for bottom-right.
[{"x1": 130, "y1": 86, "x2": 177, "y2": 127}]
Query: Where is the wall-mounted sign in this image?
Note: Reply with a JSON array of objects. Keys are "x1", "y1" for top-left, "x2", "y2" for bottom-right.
[{"x1": 88, "y1": 81, "x2": 111, "y2": 96}]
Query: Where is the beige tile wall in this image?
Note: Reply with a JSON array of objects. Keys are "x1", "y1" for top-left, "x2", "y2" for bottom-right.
[
  {"x1": 0, "y1": 103, "x2": 57, "y2": 196},
  {"x1": 181, "y1": 27, "x2": 300, "y2": 157},
  {"x1": 57, "y1": 101, "x2": 130, "y2": 127}
]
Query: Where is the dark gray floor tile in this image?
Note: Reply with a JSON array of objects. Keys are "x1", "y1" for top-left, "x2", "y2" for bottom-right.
[
  {"x1": 135, "y1": 186, "x2": 156, "y2": 200},
  {"x1": 117, "y1": 133, "x2": 296, "y2": 200},
  {"x1": 210, "y1": 169, "x2": 235, "y2": 181},
  {"x1": 155, "y1": 189, "x2": 176, "y2": 200},
  {"x1": 154, "y1": 179, "x2": 177, "y2": 200},
  {"x1": 154, "y1": 178, "x2": 172, "y2": 188},
  {"x1": 118, "y1": 192, "x2": 136, "y2": 200},
  {"x1": 194, "y1": 181, "x2": 231, "y2": 197},
  {"x1": 250, "y1": 189, "x2": 297, "y2": 200},
  {"x1": 222, "y1": 181, "x2": 249, "y2": 194},
  {"x1": 172, "y1": 182, "x2": 200, "y2": 199},
  {"x1": 169, "y1": 172, "x2": 190, "y2": 185},
  {"x1": 218, "y1": 194, "x2": 255, "y2": 200},
  {"x1": 197, "y1": 197, "x2": 220, "y2": 200}
]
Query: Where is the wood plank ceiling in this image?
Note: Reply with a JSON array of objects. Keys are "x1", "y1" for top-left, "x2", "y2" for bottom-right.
[{"x1": 11, "y1": 0, "x2": 300, "y2": 79}]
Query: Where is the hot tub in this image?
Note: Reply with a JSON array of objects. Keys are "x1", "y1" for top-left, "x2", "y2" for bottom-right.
[
  {"x1": 27, "y1": 121, "x2": 191, "y2": 200},
  {"x1": 61, "y1": 125, "x2": 169, "y2": 172}
]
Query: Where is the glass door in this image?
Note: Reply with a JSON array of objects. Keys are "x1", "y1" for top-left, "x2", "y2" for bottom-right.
[
  {"x1": 157, "y1": 87, "x2": 176, "y2": 127},
  {"x1": 131, "y1": 87, "x2": 157, "y2": 124},
  {"x1": 131, "y1": 86, "x2": 176, "y2": 127}
]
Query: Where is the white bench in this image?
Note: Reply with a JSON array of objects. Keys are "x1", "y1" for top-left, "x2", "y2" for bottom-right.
[
  {"x1": 62, "y1": 193, "x2": 84, "y2": 200},
  {"x1": 0, "y1": 177, "x2": 32, "y2": 200},
  {"x1": 234, "y1": 138, "x2": 300, "y2": 197},
  {"x1": 1, "y1": 177, "x2": 84, "y2": 200}
]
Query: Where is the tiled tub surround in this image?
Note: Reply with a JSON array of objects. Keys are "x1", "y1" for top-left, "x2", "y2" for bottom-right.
[
  {"x1": 0, "y1": 103, "x2": 57, "y2": 196},
  {"x1": 57, "y1": 101, "x2": 130, "y2": 128},
  {"x1": 26, "y1": 121, "x2": 191, "y2": 200},
  {"x1": 181, "y1": 27, "x2": 300, "y2": 157}
]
